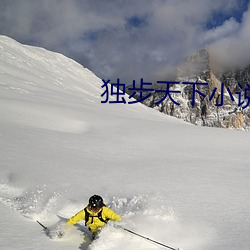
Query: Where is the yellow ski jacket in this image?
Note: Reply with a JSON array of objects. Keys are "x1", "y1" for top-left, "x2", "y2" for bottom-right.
[{"x1": 67, "y1": 206, "x2": 121, "y2": 233}]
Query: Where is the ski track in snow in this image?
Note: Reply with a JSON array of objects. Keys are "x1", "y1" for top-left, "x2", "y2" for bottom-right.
[
  {"x1": 0, "y1": 179, "x2": 211, "y2": 250},
  {"x1": 0, "y1": 99, "x2": 91, "y2": 134}
]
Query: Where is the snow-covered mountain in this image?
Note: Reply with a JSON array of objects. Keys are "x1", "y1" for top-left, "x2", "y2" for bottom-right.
[
  {"x1": 0, "y1": 36, "x2": 250, "y2": 250},
  {"x1": 135, "y1": 49, "x2": 250, "y2": 130}
]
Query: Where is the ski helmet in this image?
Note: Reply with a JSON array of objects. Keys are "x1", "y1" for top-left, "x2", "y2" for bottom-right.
[{"x1": 89, "y1": 195, "x2": 104, "y2": 210}]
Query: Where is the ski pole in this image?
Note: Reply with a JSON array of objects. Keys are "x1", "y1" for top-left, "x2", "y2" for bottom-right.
[
  {"x1": 37, "y1": 220, "x2": 48, "y2": 231},
  {"x1": 122, "y1": 227, "x2": 180, "y2": 250}
]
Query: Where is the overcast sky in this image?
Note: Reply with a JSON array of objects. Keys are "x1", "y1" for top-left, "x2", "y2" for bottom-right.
[{"x1": 0, "y1": 0, "x2": 249, "y2": 83}]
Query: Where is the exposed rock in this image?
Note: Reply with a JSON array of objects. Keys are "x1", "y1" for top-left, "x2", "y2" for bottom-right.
[{"x1": 126, "y1": 48, "x2": 250, "y2": 130}]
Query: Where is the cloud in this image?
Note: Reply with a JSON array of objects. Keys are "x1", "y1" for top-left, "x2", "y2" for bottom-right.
[
  {"x1": 0, "y1": 0, "x2": 249, "y2": 83},
  {"x1": 200, "y1": 18, "x2": 240, "y2": 45},
  {"x1": 209, "y1": 3, "x2": 250, "y2": 69}
]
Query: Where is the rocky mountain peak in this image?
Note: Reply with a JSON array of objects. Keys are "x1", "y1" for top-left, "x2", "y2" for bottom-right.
[
  {"x1": 131, "y1": 48, "x2": 250, "y2": 130},
  {"x1": 177, "y1": 48, "x2": 210, "y2": 79}
]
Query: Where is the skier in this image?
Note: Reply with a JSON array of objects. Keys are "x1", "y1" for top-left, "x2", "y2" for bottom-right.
[{"x1": 66, "y1": 194, "x2": 121, "y2": 239}]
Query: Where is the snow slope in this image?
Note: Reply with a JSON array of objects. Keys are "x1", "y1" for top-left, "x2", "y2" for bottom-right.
[{"x1": 0, "y1": 35, "x2": 249, "y2": 250}]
